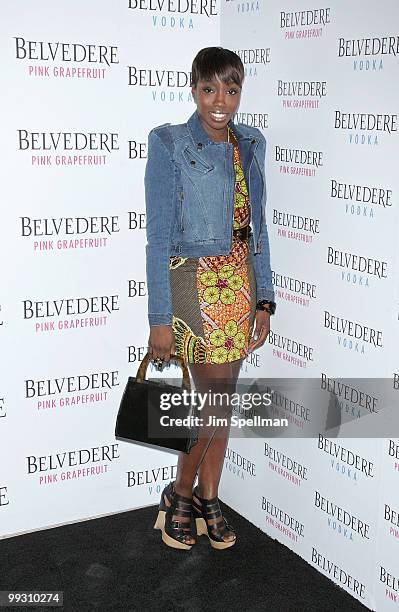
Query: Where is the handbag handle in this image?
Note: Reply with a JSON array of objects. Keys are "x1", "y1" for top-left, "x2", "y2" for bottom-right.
[{"x1": 136, "y1": 352, "x2": 191, "y2": 391}]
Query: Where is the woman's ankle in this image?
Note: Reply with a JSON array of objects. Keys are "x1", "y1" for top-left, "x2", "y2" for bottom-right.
[
  {"x1": 195, "y1": 485, "x2": 218, "y2": 500},
  {"x1": 173, "y1": 480, "x2": 194, "y2": 499}
]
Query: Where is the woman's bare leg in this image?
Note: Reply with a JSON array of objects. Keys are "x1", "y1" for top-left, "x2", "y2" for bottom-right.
[
  {"x1": 196, "y1": 358, "x2": 242, "y2": 499},
  {"x1": 172, "y1": 359, "x2": 243, "y2": 543}
]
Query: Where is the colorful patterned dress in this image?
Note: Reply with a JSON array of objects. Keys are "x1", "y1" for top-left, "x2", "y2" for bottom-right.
[{"x1": 169, "y1": 127, "x2": 256, "y2": 364}]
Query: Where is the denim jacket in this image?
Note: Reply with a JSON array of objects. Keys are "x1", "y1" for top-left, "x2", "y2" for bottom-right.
[{"x1": 144, "y1": 109, "x2": 275, "y2": 327}]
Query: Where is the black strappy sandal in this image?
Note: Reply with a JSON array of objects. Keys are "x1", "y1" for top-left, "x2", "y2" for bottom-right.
[
  {"x1": 192, "y1": 486, "x2": 236, "y2": 550},
  {"x1": 154, "y1": 481, "x2": 196, "y2": 550}
]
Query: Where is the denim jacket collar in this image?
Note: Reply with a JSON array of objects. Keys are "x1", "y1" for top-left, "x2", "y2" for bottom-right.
[{"x1": 187, "y1": 109, "x2": 259, "y2": 148}]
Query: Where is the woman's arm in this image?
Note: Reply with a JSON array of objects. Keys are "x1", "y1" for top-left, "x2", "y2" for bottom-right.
[
  {"x1": 248, "y1": 132, "x2": 275, "y2": 353},
  {"x1": 251, "y1": 132, "x2": 275, "y2": 303},
  {"x1": 144, "y1": 128, "x2": 175, "y2": 327}
]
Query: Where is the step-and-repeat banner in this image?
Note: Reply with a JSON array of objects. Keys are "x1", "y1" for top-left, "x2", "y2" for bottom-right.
[
  {"x1": 1, "y1": 1, "x2": 398, "y2": 610},
  {"x1": 219, "y1": 1, "x2": 399, "y2": 611}
]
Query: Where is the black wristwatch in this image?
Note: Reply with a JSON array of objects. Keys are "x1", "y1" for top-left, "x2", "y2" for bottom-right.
[{"x1": 256, "y1": 299, "x2": 276, "y2": 315}]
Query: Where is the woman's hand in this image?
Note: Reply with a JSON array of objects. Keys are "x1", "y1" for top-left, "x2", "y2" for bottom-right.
[
  {"x1": 248, "y1": 310, "x2": 271, "y2": 353},
  {"x1": 148, "y1": 325, "x2": 176, "y2": 363}
]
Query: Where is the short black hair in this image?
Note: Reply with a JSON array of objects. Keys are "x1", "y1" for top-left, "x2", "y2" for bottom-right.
[{"x1": 191, "y1": 47, "x2": 244, "y2": 88}]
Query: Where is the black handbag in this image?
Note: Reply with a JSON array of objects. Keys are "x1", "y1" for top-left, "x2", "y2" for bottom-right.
[{"x1": 115, "y1": 352, "x2": 198, "y2": 454}]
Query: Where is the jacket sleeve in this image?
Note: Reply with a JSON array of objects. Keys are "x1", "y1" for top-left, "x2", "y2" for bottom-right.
[
  {"x1": 144, "y1": 129, "x2": 175, "y2": 327},
  {"x1": 251, "y1": 132, "x2": 276, "y2": 303}
]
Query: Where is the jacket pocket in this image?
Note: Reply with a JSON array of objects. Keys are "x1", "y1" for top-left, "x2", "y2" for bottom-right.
[{"x1": 182, "y1": 146, "x2": 214, "y2": 175}]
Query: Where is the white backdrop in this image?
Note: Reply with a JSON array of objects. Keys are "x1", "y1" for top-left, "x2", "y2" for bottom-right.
[
  {"x1": 1, "y1": 1, "x2": 398, "y2": 610},
  {"x1": 219, "y1": 2, "x2": 399, "y2": 611}
]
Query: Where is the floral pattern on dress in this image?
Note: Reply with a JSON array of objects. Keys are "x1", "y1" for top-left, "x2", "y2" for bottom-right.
[
  {"x1": 199, "y1": 264, "x2": 244, "y2": 306},
  {"x1": 209, "y1": 319, "x2": 246, "y2": 363},
  {"x1": 197, "y1": 127, "x2": 253, "y2": 364}
]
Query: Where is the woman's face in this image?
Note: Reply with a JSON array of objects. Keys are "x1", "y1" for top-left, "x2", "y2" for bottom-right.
[{"x1": 191, "y1": 76, "x2": 242, "y2": 142}]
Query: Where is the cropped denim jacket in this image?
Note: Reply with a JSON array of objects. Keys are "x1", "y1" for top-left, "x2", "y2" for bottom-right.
[{"x1": 144, "y1": 109, "x2": 275, "y2": 327}]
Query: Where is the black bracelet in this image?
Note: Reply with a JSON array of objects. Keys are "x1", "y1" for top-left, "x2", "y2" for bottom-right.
[{"x1": 256, "y1": 300, "x2": 276, "y2": 315}]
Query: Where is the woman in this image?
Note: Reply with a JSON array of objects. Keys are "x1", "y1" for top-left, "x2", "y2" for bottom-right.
[{"x1": 145, "y1": 47, "x2": 276, "y2": 550}]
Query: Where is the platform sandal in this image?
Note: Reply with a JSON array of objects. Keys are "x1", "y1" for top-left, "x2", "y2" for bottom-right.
[
  {"x1": 192, "y1": 487, "x2": 236, "y2": 550},
  {"x1": 153, "y1": 481, "x2": 196, "y2": 550}
]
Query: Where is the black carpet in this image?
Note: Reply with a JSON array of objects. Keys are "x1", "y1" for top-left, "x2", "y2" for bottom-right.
[{"x1": 1, "y1": 501, "x2": 368, "y2": 612}]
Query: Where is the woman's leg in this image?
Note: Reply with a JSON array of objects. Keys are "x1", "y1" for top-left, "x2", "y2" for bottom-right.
[
  {"x1": 196, "y1": 358, "x2": 242, "y2": 499},
  {"x1": 172, "y1": 359, "x2": 242, "y2": 543},
  {"x1": 174, "y1": 359, "x2": 241, "y2": 495},
  {"x1": 193, "y1": 359, "x2": 242, "y2": 543}
]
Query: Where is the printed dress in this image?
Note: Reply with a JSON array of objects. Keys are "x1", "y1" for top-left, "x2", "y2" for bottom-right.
[{"x1": 169, "y1": 127, "x2": 256, "y2": 364}]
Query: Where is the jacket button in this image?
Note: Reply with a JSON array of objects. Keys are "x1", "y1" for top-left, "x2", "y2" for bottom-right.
[
  {"x1": 197, "y1": 142, "x2": 203, "y2": 149},
  {"x1": 190, "y1": 160, "x2": 196, "y2": 165},
  {"x1": 251, "y1": 139, "x2": 256, "y2": 144}
]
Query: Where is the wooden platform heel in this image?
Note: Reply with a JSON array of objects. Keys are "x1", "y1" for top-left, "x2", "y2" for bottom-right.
[
  {"x1": 154, "y1": 481, "x2": 195, "y2": 550},
  {"x1": 192, "y1": 486, "x2": 236, "y2": 550}
]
